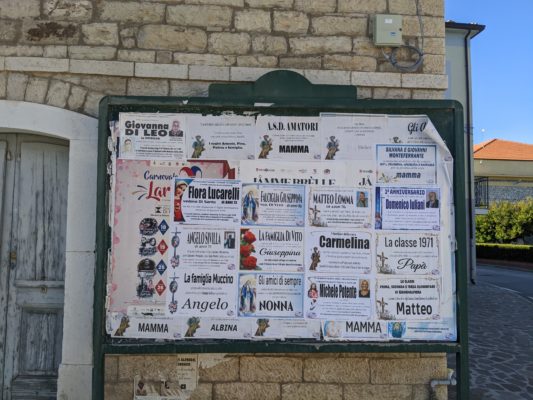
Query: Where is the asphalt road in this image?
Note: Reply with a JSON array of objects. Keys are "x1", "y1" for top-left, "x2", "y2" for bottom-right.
[{"x1": 476, "y1": 264, "x2": 533, "y2": 301}]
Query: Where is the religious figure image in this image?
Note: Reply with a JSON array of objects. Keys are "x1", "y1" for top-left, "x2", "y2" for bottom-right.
[
  {"x1": 242, "y1": 189, "x2": 259, "y2": 223},
  {"x1": 239, "y1": 279, "x2": 256, "y2": 313},
  {"x1": 375, "y1": 211, "x2": 382, "y2": 230},
  {"x1": 191, "y1": 135, "x2": 205, "y2": 158},
  {"x1": 169, "y1": 120, "x2": 184, "y2": 137},
  {"x1": 309, "y1": 204, "x2": 325, "y2": 227},
  {"x1": 309, "y1": 247, "x2": 321, "y2": 271},
  {"x1": 359, "y1": 279, "x2": 370, "y2": 298},
  {"x1": 185, "y1": 317, "x2": 200, "y2": 337},
  {"x1": 258, "y1": 135, "x2": 273, "y2": 159},
  {"x1": 255, "y1": 319, "x2": 270, "y2": 336},
  {"x1": 357, "y1": 191, "x2": 368, "y2": 207},
  {"x1": 426, "y1": 191, "x2": 439, "y2": 208},
  {"x1": 224, "y1": 231, "x2": 236, "y2": 249},
  {"x1": 325, "y1": 136, "x2": 339, "y2": 160},
  {"x1": 173, "y1": 181, "x2": 188, "y2": 222}
]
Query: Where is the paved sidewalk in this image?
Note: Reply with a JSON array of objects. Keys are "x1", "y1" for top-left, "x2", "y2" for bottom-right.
[{"x1": 449, "y1": 281, "x2": 533, "y2": 399}]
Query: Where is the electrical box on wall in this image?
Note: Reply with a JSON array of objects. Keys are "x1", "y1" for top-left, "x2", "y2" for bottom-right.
[{"x1": 373, "y1": 14, "x2": 403, "y2": 46}]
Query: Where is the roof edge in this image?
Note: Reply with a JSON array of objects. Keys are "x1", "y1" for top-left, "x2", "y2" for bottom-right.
[{"x1": 445, "y1": 21, "x2": 486, "y2": 35}]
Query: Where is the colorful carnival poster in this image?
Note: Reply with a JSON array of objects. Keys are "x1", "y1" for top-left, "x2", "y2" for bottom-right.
[
  {"x1": 238, "y1": 273, "x2": 304, "y2": 318},
  {"x1": 173, "y1": 178, "x2": 241, "y2": 226},
  {"x1": 304, "y1": 276, "x2": 372, "y2": 320},
  {"x1": 375, "y1": 233, "x2": 440, "y2": 275},
  {"x1": 255, "y1": 116, "x2": 321, "y2": 160},
  {"x1": 239, "y1": 227, "x2": 304, "y2": 272},
  {"x1": 119, "y1": 113, "x2": 186, "y2": 160},
  {"x1": 308, "y1": 186, "x2": 372, "y2": 228},
  {"x1": 375, "y1": 187, "x2": 440, "y2": 230},
  {"x1": 185, "y1": 115, "x2": 255, "y2": 160},
  {"x1": 376, "y1": 144, "x2": 437, "y2": 185},
  {"x1": 305, "y1": 230, "x2": 372, "y2": 274},
  {"x1": 241, "y1": 183, "x2": 305, "y2": 227},
  {"x1": 375, "y1": 277, "x2": 440, "y2": 320}
]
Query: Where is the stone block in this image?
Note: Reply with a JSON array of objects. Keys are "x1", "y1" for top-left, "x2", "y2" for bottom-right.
[
  {"x1": 419, "y1": 0, "x2": 444, "y2": 17},
  {"x1": 23, "y1": 20, "x2": 79, "y2": 45},
  {"x1": 422, "y1": 38, "x2": 445, "y2": 55},
  {"x1": 281, "y1": 383, "x2": 342, "y2": 400},
  {"x1": 245, "y1": 0, "x2": 292, "y2": 8},
  {"x1": 118, "y1": 50, "x2": 155, "y2": 63},
  {"x1": 279, "y1": 56, "x2": 321, "y2": 69},
  {"x1": 357, "y1": 87, "x2": 371, "y2": 99},
  {"x1": 352, "y1": 71, "x2": 401, "y2": 87},
  {"x1": 189, "y1": 65, "x2": 229, "y2": 81},
  {"x1": 156, "y1": 51, "x2": 172, "y2": 64},
  {"x1": 170, "y1": 80, "x2": 210, "y2": 97},
  {"x1": 188, "y1": 0, "x2": 243, "y2": 5},
  {"x1": 99, "y1": 2, "x2": 165, "y2": 23},
  {"x1": 67, "y1": 85, "x2": 87, "y2": 110},
  {"x1": 70, "y1": 60, "x2": 133, "y2": 76},
  {"x1": 241, "y1": 357, "x2": 302, "y2": 383},
  {"x1": 323, "y1": 54, "x2": 376, "y2": 71},
  {"x1": 81, "y1": 23, "x2": 118, "y2": 46},
  {"x1": 294, "y1": 0, "x2": 336, "y2": 13},
  {"x1": 0, "y1": 0, "x2": 39, "y2": 19},
  {"x1": 235, "y1": 10, "x2": 271, "y2": 33},
  {"x1": 138, "y1": 25, "x2": 207, "y2": 51},
  {"x1": 44, "y1": 45, "x2": 68, "y2": 58},
  {"x1": 6, "y1": 73, "x2": 28, "y2": 100},
  {"x1": 411, "y1": 89, "x2": 444, "y2": 99},
  {"x1": 167, "y1": 5, "x2": 233, "y2": 28},
  {"x1": 423, "y1": 54, "x2": 445, "y2": 74},
  {"x1": 273, "y1": 12, "x2": 309, "y2": 34},
  {"x1": 252, "y1": 36, "x2": 287, "y2": 55},
  {"x1": 25, "y1": 77, "x2": 49, "y2": 103},
  {"x1": 304, "y1": 69, "x2": 351, "y2": 85},
  {"x1": 83, "y1": 91, "x2": 104, "y2": 116},
  {"x1": 352, "y1": 37, "x2": 381, "y2": 57},
  {"x1": 69, "y1": 46, "x2": 117, "y2": 60},
  {"x1": 289, "y1": 37, "x2": 352, "y2": 55},
  {"x1": 199, "y1": 356, "x2": 239, "y2": 382},
  {"x1": 122, "y1": 37, "x2": 135, "y2": 49},
  {"x1": 43, "y1": 0, "x2": 93, "y2": 21},
  {"x1": 311, "y1": 16, "x2": 367, "y2": 36},
  {"x1": 128, "y1": 78, "x2": 169, "y2": 96},
  {"x1": 370, "y1": 357, "x2": 447, "y2": 384},
  {"x1": 81, "y1": 76, "x2": 127, "y2": 95},
  {"x1": 214, "y1": 383, "x2": 280, "y2": 400},
  {"x1": 0, "y1": 20, "x2": 19, "y2": 42},
  {"x1": 389, "y1": 0, "x2": 417, "y2": 15},
  {"x1": 190, "y1": 383, "x2": 213, "y2": 400},
  {"x1": 344, "y1": 384, "x2": 412, "y2": 400},
  {"x1": 174, "y1": 53, "x2": 235, "y2": 66},
  {"x1": 0, "y1": 45, "x2": 43, "y2": 56},
  {"x1": 230, "y1": 66, "x2": 276, "y2": 81},
  {"x1": 46, "y1": 80, "x2": 70, "y2": 108},
  {"x1": 371, "y1": 87, "x2": 412, "y2": 99},
  {"x1": 0, "y1": 56, "x2": 3, "y2": 70},
  {"x1": 0, "y1": 72, "x2": 5, "y2": 98},
  {"x1": 304, "y1": 358, "x2": 369, "y2": 383},
  {"x1": 403, "y1": 16, "x2": 444, "y2": 37},
  {"x1": 208, "y1": 33, "x2": 251, "y2": 55},
  {"x1": 136, "y1": 63, "x2": 188, "y2": 79},
  {"x1": 338, "y1": 0, "x2": 386, "y2": 13},
  {"x1": 413, "y1": 383, "x2": 446, "y2": 400},
  {"x1": 5, "y1": 56, "x2": 68, "y2": 72},
  {"x1": 104, "y1": 355, "x2": 119, "y2": 383},
  {"x1": 237, "y1": 55, "x2": 277, "y2": 67},
  {"x1": 401, "y1": 73, "x2": 447, "y2": 89}
]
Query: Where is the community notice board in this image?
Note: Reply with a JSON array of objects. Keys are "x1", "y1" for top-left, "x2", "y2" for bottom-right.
[{"x1": 105, "y1": 111, "x2": 457, "y2": 342}]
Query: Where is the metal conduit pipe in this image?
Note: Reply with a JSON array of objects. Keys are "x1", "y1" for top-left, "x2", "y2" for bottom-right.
[{"x1": 429, "y1": 368, "x2": 457, "y2": 399}]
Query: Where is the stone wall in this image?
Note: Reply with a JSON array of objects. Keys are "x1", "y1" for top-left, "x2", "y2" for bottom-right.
[
  {"x1": 1, "y1": 1, "x2": 449, "y2": 398},
  {"x1": 105, "y1": 353, "x2": 448, "y2": 400},
  {"x1": 0, "y1": 0, "x2": 447, "y2": 116}
]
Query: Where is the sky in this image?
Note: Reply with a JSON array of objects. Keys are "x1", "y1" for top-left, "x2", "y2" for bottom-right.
[{"x1": 445, "y1": 0, "x2": 533, "y2": 145}]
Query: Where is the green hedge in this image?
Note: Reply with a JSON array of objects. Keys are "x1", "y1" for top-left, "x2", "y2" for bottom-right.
[{"x1": 476, "y1": 243, "x2": 533, "y2": 262}]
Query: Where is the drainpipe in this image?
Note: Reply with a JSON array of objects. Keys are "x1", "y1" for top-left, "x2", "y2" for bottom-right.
[{"x1": 430, "y1": 369, "x2": 457, "y2": 399}]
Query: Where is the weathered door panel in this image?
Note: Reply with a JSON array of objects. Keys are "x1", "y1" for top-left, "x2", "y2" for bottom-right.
[{"x1": 1, "y1": 136, "x2": 68, "y2": 400}]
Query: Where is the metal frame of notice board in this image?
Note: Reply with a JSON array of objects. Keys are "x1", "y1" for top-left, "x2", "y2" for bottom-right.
[{"x1": 94, "y1": 71, "x2": 469, "y2": 399}]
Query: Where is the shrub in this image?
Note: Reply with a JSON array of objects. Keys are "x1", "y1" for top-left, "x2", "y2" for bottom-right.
[
  {"x1": 476, "y1": 243, "x2": 533, "y2": 262},
  {"x1": 476, "y1": 198, "x2": 533, "y2": 243}
]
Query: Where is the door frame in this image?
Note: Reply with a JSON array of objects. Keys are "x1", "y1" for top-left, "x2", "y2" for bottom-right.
[{"x1": 0, "y1": 101, "x2": 98, "y2": 400}]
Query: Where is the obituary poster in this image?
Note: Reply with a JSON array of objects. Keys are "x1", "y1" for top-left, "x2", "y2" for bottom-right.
[
  {"x1": 173, "y1": 178, "x2": 241, "y2": 226},
  {"x1": 241, "y1": 183, "x2": 306, "y2": 227},
  {"x1": 239, "y1": 227, "x2": 305, "y2": 272},
  {"x1": 255, "y1": 116, "x2": 322, "y2": 160},
  {"x1": 305, "y1": 276, "x2": 372, "y2": 320},
  {"x1": 375, "y1": 233, "x2": 440, "y2": 275},
  {"x1": 119, "y1": 113, "x2": 186, "y2": 160},
  {"x1": 305, "y1": 230, "x2": 372, "y2": 275},
  {"x1": 308, "y1": 186, "x2": 372, "y2": 228},
  {"x1": 375, "y1": 277, "x2": 440, "y2": 320},
  {"x1": 322, "y1": 320, "x2": 387, "y2": 341},
  {"x1": 376, "y1": 144, "x2": 437, "y2": 185},
  {"x1": 375, "y1": 187, "x2": 440, "y2": 230},
  {"x1": 238, "y1": 273, "x2": 304, "y2": 318},
  {"x1": 252, "y1": 318, "x2": 321, "y2": 340},
  {"x1": 185, "y1": 115, "x2": 255, "y2": 160}
]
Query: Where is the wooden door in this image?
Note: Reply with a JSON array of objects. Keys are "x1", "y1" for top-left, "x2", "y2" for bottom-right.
[{"x1": 0, "y1": 134, "x2": 69, "y2": 399}]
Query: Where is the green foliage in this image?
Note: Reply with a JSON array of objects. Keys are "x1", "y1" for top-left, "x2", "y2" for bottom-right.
[
  {"x1": 476, "y1": 198, "x2": 533, "y2": 243},
  {"x1": 476, "y1": 243, "x2": 533, "y2": 262}
]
